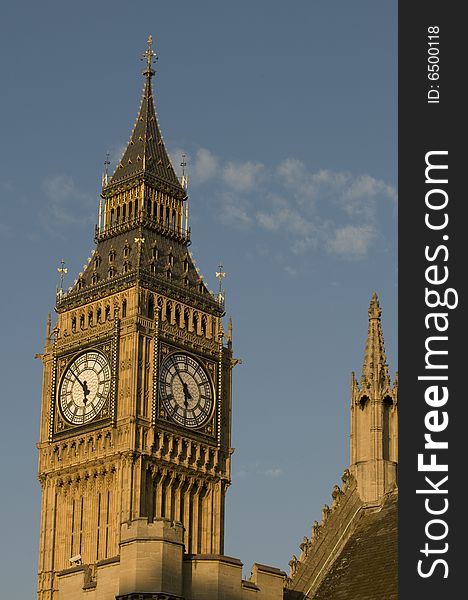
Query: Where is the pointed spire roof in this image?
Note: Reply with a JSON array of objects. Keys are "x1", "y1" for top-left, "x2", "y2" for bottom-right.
[
  {"x1": 360, "y1": 292, "x2": 391, "y2": 396},
  {"x1": 108, "y1": 36, "x2": 184, "y2": 195}
]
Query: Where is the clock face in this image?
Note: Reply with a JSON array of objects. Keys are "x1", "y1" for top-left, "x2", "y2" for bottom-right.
[
  {"x1": 59, "y1": 351, "x2": 111, "y2": 425},
  {"x1": 159, "y1": 353, "x2": 214, "y2": 428}
]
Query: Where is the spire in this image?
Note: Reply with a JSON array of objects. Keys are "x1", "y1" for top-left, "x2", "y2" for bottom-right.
[
  {"x1": 360, "y1": 292, "x2": 391, "y2": 396},
  {"x1": 350, "y1": 293, "x2": 398, "y2": 502},
  {"x1": 108, "y1": 35, "x2": 184, "y2": 194}
]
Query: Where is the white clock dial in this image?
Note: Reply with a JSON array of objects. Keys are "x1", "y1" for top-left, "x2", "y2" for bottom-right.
[
  {"x1": 59, "y1": 351, "x2": 111, "y2": 425},
  {"x1": 159, "y1": 353, "x2": 214, "y2": 428}
]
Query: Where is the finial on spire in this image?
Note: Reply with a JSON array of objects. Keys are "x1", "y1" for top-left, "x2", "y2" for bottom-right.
[
  {"x1": 56, "y1": 259, "x2": 68, "y2": 300},
  {"x1": 142, "y1": 34, "x2": 158, "y2": 77},
  {"x1": 180, "y1": 153, "x2": 188, "y2": 190},
  {"x1": 368, "y1": 292, "x2": 381, "y2": 320},
  {"x1": 104, "y1": 152, "x2": 110, "y2": 184},
  {"x1": 216, "y1": 264, "x2": 226, "y2": 305},
  {"x1": 360, "y1": 292, "x2": 390, "y2": 394}
]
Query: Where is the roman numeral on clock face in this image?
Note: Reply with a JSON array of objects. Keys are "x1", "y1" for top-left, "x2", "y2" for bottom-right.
[
  {"x1": 58, "y1": 350, "x2": 111, "y2": 426},
  {"x1": 159, "y1": 352, "x2": 214, "y2": 429}
]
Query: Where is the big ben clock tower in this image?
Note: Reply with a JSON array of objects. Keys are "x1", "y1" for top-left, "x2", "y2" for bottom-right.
[{"x1": 37, "y1": 37, "x2": 235, "y2": 599}]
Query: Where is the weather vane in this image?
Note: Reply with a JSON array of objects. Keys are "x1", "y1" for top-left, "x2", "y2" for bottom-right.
[
  {"x1": 57, "y1": 259, "x2": 68, "y2": 299},
  {"x1": 216, "y1": 264, "x2": 226, "y2": 305},
  {"x1": 181, "y1": 153, "x2": 188, "y2": 190},
  {"x1": 102, "y1": 152, "x2": 111, "y2": 186},
  {"x1": 141, "y1": 35, "x2": 158, "y2": 74},
  {"x1": 104, "y1": 152, "x2": 110, "y2": 177}
]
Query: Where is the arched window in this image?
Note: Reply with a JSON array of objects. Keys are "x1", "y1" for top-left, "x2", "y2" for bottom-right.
[
  {"x1": 201, "y1": 315, "x2": 207, "y2": 336},
  {"x1": 148, "y1": 295, "x2": 154, "y2": 319},
  {"x1": 165, "y1": 302, "x2": 171, "y2": 323},
  {"x1": 96, "y1": 308, "x2": 102, "y2": 323},
  {"x1": 88, "y1": 311, "x2": 93, "y2": 326},
  {"x1": 71, "y1": 317, "x2": 77, "y2": 332},
  {"x1": 122, "y1": 299, "x2": 127, "y2": 318},
  {"x1": 128, "y1": 201, "x2": 133, "y2": 221},
  {"x1": 105, "y1": 305, "x2": 111, "y2": 320}
]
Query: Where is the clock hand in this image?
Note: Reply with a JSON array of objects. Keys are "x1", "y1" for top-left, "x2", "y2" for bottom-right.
[
  {"x1": 69, "y1": 368, "x2": 85, "y2": 389},
  {"x1": 182, "y1": 382, "x2": 192, "y2": 401},
  {"x1": 82, "y1": 380, "x2": 90, "y2": 406},
  {"x1": 69, "y1": 369, "x2": 89, "y2": 404},
  {"x1": 174, "y1": 366, "x2": 193, "y2": 402},
  {"x1": 174, "y1": 365, "x2": 186, "y2": 386}
]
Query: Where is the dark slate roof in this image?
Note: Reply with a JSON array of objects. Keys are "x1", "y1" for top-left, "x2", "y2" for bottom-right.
[
  {"x1": 108, "y1": 73, "x2": 184, "y2": 193},
  {"x1": 57, "y1": 225, "x2": 222, "y2": 315},
  {"x1": 311, "y1": 493, "x2": 398, "y2": 600}
]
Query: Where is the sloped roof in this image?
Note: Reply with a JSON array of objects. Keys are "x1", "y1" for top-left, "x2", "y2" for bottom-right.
[
  {"x1": 56, "y1": 225, "x2": 221, "y2": 314},
  {"x1": 311, "y1": 493, "x2": 398, "y2": 600},
  {"x1": 108, "y1": 70, "x2": 184, "y2": 194}
]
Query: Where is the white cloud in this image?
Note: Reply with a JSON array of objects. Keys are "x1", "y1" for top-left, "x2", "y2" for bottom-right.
[
  {"x1": 326, "y1": 224, "x2": 377, "y2": 259},
  {"x1": 234, "y1": 463, "x2": 283, "y2": 479},
  {"x1": 264, "y1": 468, "x2": 283, "y2": 478},
  {"x1": 166, "y1": 146, "x2": 397, "y2": 261},
  {"x1": 192, "y1": 148, "x2": 219, "y2": 184},
  {"x1": 219, "y1": 192, "x2": 253, "y2": 228},
  {"x1": 342, "y1": 173, "x2": 397, "y2": 203},
  {"x1": 41, "y1": 175, "x2": 94, "y2": 234},
  {"x1": 105, "y1": 144, "x2": 127, "y2": 176},
  {"x1": 256, "y1": 205, "x2": 313, "y2": 238},
  {"x1": 277, "y1": 158, "x2": 310, "y2": 192},
  {"x1": 223, "y1": 161, "x2": 264, "y2": 191}
]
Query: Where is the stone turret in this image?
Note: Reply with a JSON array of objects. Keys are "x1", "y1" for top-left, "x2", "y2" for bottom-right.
[{"x1": 349, "y1": 293, "x2": 398, "y2": 502}]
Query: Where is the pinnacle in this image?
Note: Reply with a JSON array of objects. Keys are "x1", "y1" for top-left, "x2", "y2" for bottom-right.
[
  {"x1": 107, "y1": 63, "x2": 184, "y2": 194},
  {"x1": 360, "y1": 293, "x2": 390, "y2": 395},
  {"x1": 368, "y1": 292, "x2": 381, "y2": 320}
]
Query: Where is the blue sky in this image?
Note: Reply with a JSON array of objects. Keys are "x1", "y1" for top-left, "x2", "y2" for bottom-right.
[{"x1": 0, "y1": 1, "x2": 396, "y2": 595}]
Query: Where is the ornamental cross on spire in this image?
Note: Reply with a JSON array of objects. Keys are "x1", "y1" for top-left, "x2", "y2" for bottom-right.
[
  {"x1": 56, "y1": 259, "x2": 68, "y2": 299},
  {"x1": 142, "y1": 35, "x2": 158, "y2": 75},
  {"x1": 216, "y1": 264, "x2": 226, "y2": 305}
]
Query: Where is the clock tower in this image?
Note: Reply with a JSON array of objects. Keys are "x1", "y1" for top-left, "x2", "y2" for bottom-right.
[{"x1": 37, "y1": 37, "x2": 234, "y2": 599}]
